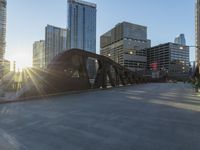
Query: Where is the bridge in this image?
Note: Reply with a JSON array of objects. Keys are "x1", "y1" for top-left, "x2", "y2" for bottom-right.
[
  {"x1": 1, "y1": 48, "x2": 199, "y2": 100},
  {"x1": 18, "y1": 49, "x2": 153, "y2": 98}
]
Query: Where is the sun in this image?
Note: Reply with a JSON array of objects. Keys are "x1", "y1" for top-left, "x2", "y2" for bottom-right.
[{"x1": 14, "y1": 54, "x2": 32, "y2": 71}]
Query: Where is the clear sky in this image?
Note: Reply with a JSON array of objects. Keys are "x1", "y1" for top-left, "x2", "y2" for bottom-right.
[{"x1": 6, "y1": 0, "x2": 195, "y2": 69}]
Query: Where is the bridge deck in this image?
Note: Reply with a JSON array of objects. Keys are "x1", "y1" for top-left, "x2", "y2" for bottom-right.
[{"x1": 0, "y1": 83, "x2": 200, "y2": 150}]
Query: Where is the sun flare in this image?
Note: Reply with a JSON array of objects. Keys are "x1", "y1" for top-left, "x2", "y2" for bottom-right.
[{"x1": 14, "y1": 54, "x2": 32, "y2": 71}]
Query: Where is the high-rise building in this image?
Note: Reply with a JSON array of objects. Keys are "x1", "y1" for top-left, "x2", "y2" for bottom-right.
[
  {"x1": 196, "y1": 0, "x2": 200, "y2": 63},
  {"x1": 0, "y1": 0, "x2": 6, "y2": 77},
  {"x1": 174, "y1": 34, "x2": 186, "y2": 45},
  {"x1": 100, "y1": 22, "x2": 151, "y2": 71},
  {"x1": 33, "y1": 40, "x2": 45, "y2": 69},
  {"x1": 146, "y1": 43, "x2": 190, "y2": 77},
  {"x1": 45, "y1": 25, "x2": 67, "y2": 67},
  {"x1": 2, "y1": 59, "x2": 10, "y2": 75},
  {"x1": 67, "y1": 0, "x2": 96, "y2": 53}
]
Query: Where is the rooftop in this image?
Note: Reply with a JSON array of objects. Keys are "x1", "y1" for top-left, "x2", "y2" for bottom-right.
[{"x1": 68, "y1": 0, "x2": 96, "y2": 8}]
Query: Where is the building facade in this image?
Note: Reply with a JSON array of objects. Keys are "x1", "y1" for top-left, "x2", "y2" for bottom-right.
[
  {"x1": 196, "y1": 0, "x2": 200, "y2": 63},
  {"x1": 67, "y1": 0, "x2": 96, "y2": 53},
  {"x1": 33, "y1": 40, "x2": 45, "y2": 69},
  {"x1": 45, "y1": 25, "x2": 67, "y2": 67},
  {"x1": 146, "y1": 43, "x2": 190, "y2": 77},
  {"x1": 174, "y1": 34, "x2": 186, "y2": 45},
  {"x1": 0, "y1": 59, "x2": 9, "y2": 75},
  {"x1": 0, "y1": 0, "x2": 6, "y2": 78},
  {"x1": 3, "y1": 59, "x2": 10, "y2": 75},
  {"x1": 100, "y1": 22, "x2": 151, "y2": 71}
]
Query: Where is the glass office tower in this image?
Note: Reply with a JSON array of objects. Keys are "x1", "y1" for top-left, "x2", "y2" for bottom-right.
[
  {"x1": 0, "y1": 0, "x2": 6, "y2": 78},
  {"x1": 67, "y1": 0, "x2": 96, "y2": 53},
  {"x1": 196, "y1": 0, "x2": 200, "y2": 63},
  {"x1": 0, "y1": 0, "x2": 6, "y2": 60},
  {"x1": 45, "y1": 25, "x2": 67, "y2": 67},
  {"x1": 33, "y1": 40, "x2": 45, "y2": 69},
  {"x1": 174, "y1": 34, "x2": 186, "y2": 45}
]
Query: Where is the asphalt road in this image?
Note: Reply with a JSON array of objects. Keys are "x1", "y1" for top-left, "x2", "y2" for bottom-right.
[{"x1": 0, "y1": 83, "x2": 200, "y2": 150}]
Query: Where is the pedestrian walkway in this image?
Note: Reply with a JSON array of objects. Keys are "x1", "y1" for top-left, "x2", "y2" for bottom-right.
[{"x1": 0, "y1": 83, "x2": 200, "y2": 150}]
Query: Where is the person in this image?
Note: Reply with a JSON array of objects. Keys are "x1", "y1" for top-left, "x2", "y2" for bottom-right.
[{"x1": 194, "y1": 77, "x2": 199, "y2": 92}]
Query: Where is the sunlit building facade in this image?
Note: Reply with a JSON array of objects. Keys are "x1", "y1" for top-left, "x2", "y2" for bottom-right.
[
  {"x1": 100, "y1": 22, "x2": 151, "y2": 71},
  {"x1": 0, "y1": 0, "x2": 6, "y2": 77},
  {"x1": 67, "y1": 0, "x2": 96, "y2": 53},
  {"x1": 3, "y1": 59, "x2": 10, "y2": 75},
  {"x1": 196, "y1": 0, "x2": 200, "y2": 63},
  {"x1": 33, "y1": 40, "x2": 45, "y2": 69},
  {"x1": 45, "y1": 25, "x2": 67, "y2": 67}
]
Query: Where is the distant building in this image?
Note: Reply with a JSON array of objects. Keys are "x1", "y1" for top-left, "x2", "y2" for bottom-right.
[
  {"x1": 67, "y1": 0, "x2": 96, "y2": 53},
  {"x1": 0, "y1": 0, "x2": 7, "y2": 78},
  {"x1": 100, "y1": 22, "x2": 151, "y2": 71},
  {"x1": 10, "y1": 61, "x2": 16, "y2": 72},
  {"x1": 174, "y1": 34, "x2": 186, "y2": 45},
  {"x1": 196, "y1": 0, "x2": 200, "y2": 63},
  {"x1": 146, "y1": 43, "x2": 190, "y2": 77},
  {"x1": 45, "y1": 25, "x2": 67, "y2": 67},
  {"x1": 0, "y1": 59, "x2": 10, "y2": 75},
  {"x1": 3, "y1": 59, "x2": 10, "y2": 75},
  {"x1": 33, "y1": 40, "x2": 45, "y2": 69}
]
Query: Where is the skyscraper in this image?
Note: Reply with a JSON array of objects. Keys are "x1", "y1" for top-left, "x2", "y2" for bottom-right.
[
  {"x1": 100, "y1": 22, "x2": 151, "y2": 71},
  {"x1": 174, "y1": 34, "x2": 186, "y2": 45},
  {"x1": 67, "y1": 0, "x2": 96, "y2": 53},
  {"x1": 33, "y1": 40, "x2": 45, "y2": 69},
  {"x1": 196, "y1": 0, "x2": 200, "y2": 63},
  {"x1": 45, "y1": 25, "x2": 67, "y2": 67},
  {"x1": 0, "y1": 0, "x2": 6, "y2": 77}
]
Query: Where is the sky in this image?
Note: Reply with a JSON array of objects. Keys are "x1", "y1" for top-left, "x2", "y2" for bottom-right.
[{"x1": 6, "y1": 0, "x2": 195, "y2": 69}]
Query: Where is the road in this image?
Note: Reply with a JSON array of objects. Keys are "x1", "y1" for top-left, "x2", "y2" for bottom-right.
[{"x1": 0, "y1": 83, "x2": 200, "y2": 150}]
